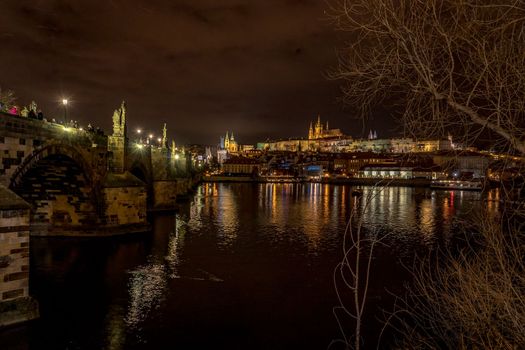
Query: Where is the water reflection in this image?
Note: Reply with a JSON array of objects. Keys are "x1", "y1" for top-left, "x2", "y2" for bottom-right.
[
  {"x1": 105, "y1": 304, "x2": 126, "y2": 350},
  {"x1": 7, "y1": 183, "x2": 499, "y2": 350},
  {"x1": 125, "y1": 263, "x2": 168, "y2": 330}
]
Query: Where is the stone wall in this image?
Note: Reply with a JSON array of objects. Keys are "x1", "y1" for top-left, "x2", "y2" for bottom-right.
[
  {"x1": 0, "y1": 185, "x2": 38, "y2": 327},
  {"x1": 103, "y1": 172, "x2": 147, "y2": 226},
  {"x1": 0, "y1": 135, "x2": 37, "y2": 187},
  {"x1": 151, "y1": 148, "x2": 169, "y2": 180},
  {"x1": 174, "y1": 176, "x2": 200, "y2": 200},
  {"x1": 152, "y1": 180, "x2": 178, "y2": 210},
  {"x1": 108, "y1": 135, "x2": 126, "y2": 173},
  {"x1": 12, "y1": 154, "x2": 97, "y2": 233},
  {"x1": 0, "y1": 209, "x2": 30, "y2": 302}
]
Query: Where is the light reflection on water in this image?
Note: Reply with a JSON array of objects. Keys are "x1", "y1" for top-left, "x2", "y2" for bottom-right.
[
  {"x1": 125, "y1": 264, "x2": 168, "y2": 330},
  {"x1": 2, "y1": 183, "x2": 500, "y2": 350}
]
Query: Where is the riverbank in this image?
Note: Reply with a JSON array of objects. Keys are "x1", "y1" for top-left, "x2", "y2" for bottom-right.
[{"x1": 203, "y1": 175, "x2": 432, "y2": 187}]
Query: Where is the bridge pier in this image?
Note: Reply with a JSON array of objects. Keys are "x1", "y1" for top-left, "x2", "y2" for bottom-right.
[
  {"x1": 152, "y1": 180, "x2": 179, "y2": 211},
  {"x1": 0, "y1": 185, "x2": 39, "y2": 327},
  {"x1": 102, "y1": 172, "x2": 148, "y2": 230}
]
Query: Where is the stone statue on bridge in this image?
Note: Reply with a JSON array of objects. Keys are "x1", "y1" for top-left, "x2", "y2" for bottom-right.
[
  {"x1": 112, "y1": 101, "x2": 126, "y2": 137},
  {"x1": 162, "y1": 123, "x2": 167, "y2": 149}
]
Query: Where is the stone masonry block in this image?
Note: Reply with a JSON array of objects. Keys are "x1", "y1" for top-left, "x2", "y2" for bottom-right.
[
  {"x1": 4, "y1": 272, "x2": 29, "y2": 282},
  {"x1": 2, "y1": 289, "x2": 24, "y2": 300}
]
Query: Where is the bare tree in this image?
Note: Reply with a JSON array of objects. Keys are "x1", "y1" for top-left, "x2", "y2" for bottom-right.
[
  {"x1": 328, "y1": 2, "x2": 525, "y2": 348},
  {"x1": 392, "y1": 210, "x2": 525, "y2": 349},
  {"x1": 329, "y1": 0, "x2": 525, "y2": 154},
  {"x1": 332, "y1": 185, "x2": 389, "y2": 350}
]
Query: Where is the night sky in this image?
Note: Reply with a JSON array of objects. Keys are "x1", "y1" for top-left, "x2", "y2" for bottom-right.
[{"x1": 0, "y1": 0, "x2": 390, "y2": 145}]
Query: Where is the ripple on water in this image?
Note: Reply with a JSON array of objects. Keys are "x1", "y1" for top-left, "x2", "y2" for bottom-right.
[{"x1": 12, "y1": 182, "x2": 496, "y2": 350}]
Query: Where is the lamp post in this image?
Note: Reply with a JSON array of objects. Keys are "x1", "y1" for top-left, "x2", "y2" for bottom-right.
[{"x1": 62, "y1": 99, "x2": 68, "y2": 125}]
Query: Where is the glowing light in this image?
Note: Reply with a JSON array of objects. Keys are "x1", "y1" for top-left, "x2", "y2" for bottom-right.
[
  {"x1": 79, "y1": 127, "x2": 83, "y2": 131},
  {"x1": 174, "y1": 154, "x2": 180, "y2": 160},
  {"x1": 63, "y1": 127, "x2": 72, "y2": 132},
  {"x1": 137, "y1": 129, "x2": 142, "y2": 134},
  {"x1": 62, "y1": 99, "x2": 68, "y2": 105},
  {"x1": 149, "y1": 134, "x2": 153, "y2": 139},
  {"x1": 136, "y1": 143, "x2": 144, "y2": 149},
  {"x1": 157, "y1": 138, "x2": 162, "y2": 143}
]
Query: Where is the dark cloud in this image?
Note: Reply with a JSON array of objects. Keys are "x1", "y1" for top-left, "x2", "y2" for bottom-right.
[{"x1": 0, "y1": 0, "x2": 387, "y2": 145}]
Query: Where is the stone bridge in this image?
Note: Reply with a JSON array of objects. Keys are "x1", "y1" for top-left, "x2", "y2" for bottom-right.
[
  {"x1": 0, "y1": 102, "x2": 198, "y2": 327},
  {"x1": 0, "y1": 102, "x2": 194, "y2": 236}
]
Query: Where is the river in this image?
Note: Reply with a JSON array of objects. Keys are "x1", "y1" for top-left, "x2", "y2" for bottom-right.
[{"x1": 0, "y1": 183, "x2": 498, "y2": 349}]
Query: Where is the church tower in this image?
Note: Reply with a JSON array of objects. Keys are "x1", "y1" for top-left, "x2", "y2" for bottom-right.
[
  {"x1": 224, "y1": 131, "x2": 230, "y2": 149},
  {"x1": 308, "y1": 122, "x2": 314, "y2": 139},
  {"x1": 314, "y1": 115, "x2": 322, "y2": 139},
  {"x1": 108, "y1": 101, "x2": 127, "y2": 173},
  {"x1": 229, "y1": 132, "x2": 237, "y2": 152}
]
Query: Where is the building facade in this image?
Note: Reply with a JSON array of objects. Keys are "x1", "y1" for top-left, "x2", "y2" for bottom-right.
[{"x1": 221, "y1": 156, "x2": 259, "y2": 175}]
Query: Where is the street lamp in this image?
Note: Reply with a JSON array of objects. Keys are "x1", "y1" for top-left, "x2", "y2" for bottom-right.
[{"x1": 62, "y1": 99, "x2": 68, "y2": 124}]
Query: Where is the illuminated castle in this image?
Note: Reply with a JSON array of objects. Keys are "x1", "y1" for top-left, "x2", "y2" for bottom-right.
[{"x1": 308, "y1": 115, "x2": 343, "y2": 140}]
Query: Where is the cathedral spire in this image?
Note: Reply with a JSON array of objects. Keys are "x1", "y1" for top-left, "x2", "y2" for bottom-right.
[{"x1": 315, "y1": 114, "x2": 322, "y2": 139}]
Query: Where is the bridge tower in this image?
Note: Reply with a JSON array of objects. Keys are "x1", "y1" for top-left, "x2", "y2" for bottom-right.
[{"x1": 108, "y1": 102, "x2": 127, "y2": 173}]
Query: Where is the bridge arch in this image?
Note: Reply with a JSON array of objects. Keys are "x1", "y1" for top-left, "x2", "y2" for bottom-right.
[
  {"x1": 129, "y1": 160, "x2": 153, "y2": 207},
  {"x1": 9, "y1": 143, "x2": 100, "y2": 232},
  {"x1": 129, "y1": 161, "x2": 151, "y2": 186},
  {"x1": 10, "y1": 142, "x2": 95, "y2": 189}
]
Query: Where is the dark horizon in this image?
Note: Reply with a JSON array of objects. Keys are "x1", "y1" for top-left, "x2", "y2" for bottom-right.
[{"x1": 0, "y1": 1, "x2": 398, "y2": 145}]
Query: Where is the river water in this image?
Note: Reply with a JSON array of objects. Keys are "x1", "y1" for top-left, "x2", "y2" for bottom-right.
[{"x1": 0, "y1": 183, "x2": 498, "y2": 349}]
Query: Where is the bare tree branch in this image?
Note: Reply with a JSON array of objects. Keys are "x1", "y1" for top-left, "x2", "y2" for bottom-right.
[{"x1": 328, "y1": 0, "x2": 525, "y2": 153}]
